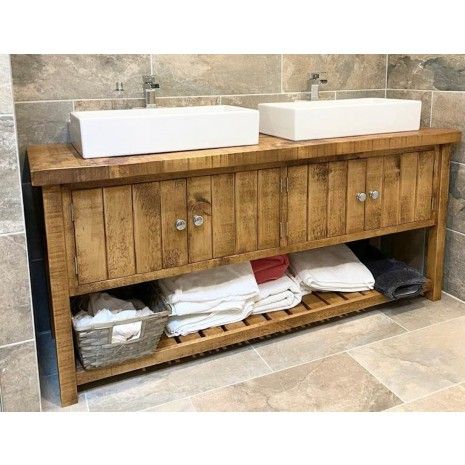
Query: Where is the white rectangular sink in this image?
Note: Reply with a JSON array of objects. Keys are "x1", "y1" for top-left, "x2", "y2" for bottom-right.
[
  {"x1": 70, "y1": 105, "x2": 259, "y2": 158},
  {"x1": 258, "y1": 98, "x2": 422, "y2": 141}
]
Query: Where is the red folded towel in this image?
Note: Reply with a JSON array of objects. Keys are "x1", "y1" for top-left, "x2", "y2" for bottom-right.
[{"x1": 251, "y1": 255, "x2": 290, "y2": 284}]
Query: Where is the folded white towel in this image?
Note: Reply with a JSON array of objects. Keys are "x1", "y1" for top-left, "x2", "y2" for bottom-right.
[
  {"x1": 159, "y1": 262, "x2": 259, "y2": 316},
  {"x1": 289, "y1": 245, "x2": 375, "y2": 292},
  {"x1": 73, "y1": 292, "x2": 153, "y2": 343},
  {"x1": 165, "y1": 300, "x2": 254, "y2": 337},
  {"x1": 252, "y1": 273, "x2": 302, "y2": 314}
]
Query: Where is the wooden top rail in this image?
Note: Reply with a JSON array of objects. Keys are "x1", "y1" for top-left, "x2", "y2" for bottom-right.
[{"x1": 28, "y1": 129, "x2": 461, "y2": 186}]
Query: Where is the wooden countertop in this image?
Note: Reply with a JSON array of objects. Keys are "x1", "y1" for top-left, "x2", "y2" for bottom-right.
[{"x1": 28, "y1": 128, "x2": 461, "y2": 186}]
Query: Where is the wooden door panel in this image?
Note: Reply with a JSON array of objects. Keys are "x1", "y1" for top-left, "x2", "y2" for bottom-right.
[
  {"x1": 72, "y1": 188, "x2": 107, "y2": 284},
  {"x1": 235, "y1": 171, "x2": 258, "y2": 253},
  {"x1": 187, "y1": 176, "x2": 213, "y2": 263},
  {"x1": 257, "y1": 168, "x2": 281, "y2": 249},
  {"x1": 382, "y1": 155, "x2": 401, "y2": 227},
  {"x1": 287, "y1": 165, "x2": 308, "y2": 245},
  {"x1": 346, "y1": 159, "x2": 366, "y2": 233},
  {"x1": 103, "y1": 185, "x2": 136, "y2": 279},
  {"x1": 307, "y1": 163, "x2": 328, "y2": 240},
  {"x1": 365, "y1": 157, "x2": 383, "y2": 230},
  {"x1": 160, "y1": 179, "x2": 188, "y2": 268},
  {"x1": 211, "y1": 174, "x2": 235, "y2": 258},
  {"x1": 327, "y1": 161, "x2": 347, "y2": 237},
  {"x1": 132, "y1": 181, "x2": 162, "y2": 274},
  {"x1": 399, "y1": 152, "x2": 418, "y2": 224},
  {"x1": 415, "y1": 150, "x2": 435, "y2": 221}
]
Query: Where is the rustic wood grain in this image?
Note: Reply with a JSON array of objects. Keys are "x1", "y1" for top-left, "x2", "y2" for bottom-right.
[
  {"x1": 257, "y1": 168, "x2": 281, "y2": 249},
  {"x1": 235, "y1": 170, "x2": 258, "y2": 253},
  {"x1": 307, "y1": 162, "x2": 328, "y2": 240}
]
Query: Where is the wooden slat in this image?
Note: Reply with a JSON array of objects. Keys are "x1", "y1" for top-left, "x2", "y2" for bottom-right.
[
  {"x1": 244, "y1": 314, "x2": 268, "y2": 325},
  {"x1": 415, "y1": 150, "x2": 435, "y2": 221},
  {"x1": 77, "y1": 284, "x2": 436, "y2": 386},
  {"x1": 399, "y1": 152, "x2": 418, "y2": 224},
  {"x1": 187, "y1": 176, "x2": 213, "y2": 263},
  {"x1": 382, "y1": 155, "x2": 401, "y2": 227},
  {"x1": 224, "y1": 321, "x2": 247, "y2": 330},
  {"x1": 307, "y1": 162, "x2": 328, "y2": 240},
  {"x1": 314, "y1": 292, "x2": 346, "y2": 305},
  {"x1": 257, "y1": 168, "x2": 281, "y2": 249},
  {"x1": 103, "y1": 185, "x2": 136, "y2": 278},
  {"x1": 365, "y1": 157, "x2": 383, "y2": 230},
  {"x1": 327, "y1": 161, "x2": 347, "y2": 237},
  {"x1": 287, "y1": 165, "x2": 308, "y2": 245},
  {"x1": 302, "y1": 293, "x2": 327, "y2": 310},
  {"x1": 160, "y1": 179, "x2": 188, "y2": 268},
  {"x1": 72, "y1": 188, "x2": 107, "y2": 283},
  {"x1": 202, "y1": 326, "x2": 225, "y2": 336},
  {"x1": 178, "y1": 333, "x2": 202, "y2": 343},
  {"x1": 211, "y1": 173, "x2": 235, "y2": 258},
  {"x1": 157, "y1": 336, "x2": 178, "y2": 348},
  {"x1": 132, "y1": 182, "x2": 162, "y2": 274},
  {"x1": 346, "y1": 159, "x2": 366, "y2": 233},
  {"x1": 235, "y1": 171, "x2": 258, "y2": 253},
  {"x1": 287, "y1": 304, "x2": 307, "y2": 314}
]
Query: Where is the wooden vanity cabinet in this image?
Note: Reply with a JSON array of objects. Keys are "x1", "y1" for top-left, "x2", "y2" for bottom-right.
[{"x1": 28, "y1": 129, "x2": 460, "y2": 407}]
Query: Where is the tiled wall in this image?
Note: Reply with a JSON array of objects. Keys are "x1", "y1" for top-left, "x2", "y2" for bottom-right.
[
  {"x1": 387, "y1": 55, "x2": 465, "y2": 301},
  {"x1": 7, "y1": 54, "x2": 465, "y2": 355},
  {"x1": 0, "y1": 55, "x2": 40, "y2": 412}
]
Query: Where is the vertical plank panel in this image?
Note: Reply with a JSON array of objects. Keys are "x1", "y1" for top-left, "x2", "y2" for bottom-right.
[
  {"x1": 365, "y1": 157, "x2": 384, "y2": 230},
  {"x1": 382, "y1": 155, "x2": 401, "y2": 227},
  {"x1": 132, "y1": 182, "x2": 162, "y2": 274},
  {"x1": 327, "y1": 161, "x2": 347, "y2": 236},
  {"x1": 160, "y1": 179, "x2": 188, "y2": 268},
  {"x1": 287, "y1": 165, "x2": 308, "y2": 245},
  {"x1": 187, "y1": 176, "x2": 213, "y2": 263},
  {"x1": 308, "y1": 163, "x2": 328, "y2": 240},
  {"x1": 258, "y1": 168, "x2": 281, "y2": 249},
  {"x1": 72, "y1": 188, "x2": 107, "y2": 283},
  {"x1": 415, "y1": 150, "x2": 435, "y2": 221},
  {"x1": 211, "y1": 173, "x2": 235, "y2": 258},
  {"x1": 399, "y1": 152, "x2": 418, "y2": 223},
  {"x1": 235, "y1": 170, "x2": 258, "y2": 253},
  {"x1": 103, "y1": 185, "x2": 136, "y2": 278},
  {"x1": 346, "y1": 159, "x2": 366, "y2": 233}
]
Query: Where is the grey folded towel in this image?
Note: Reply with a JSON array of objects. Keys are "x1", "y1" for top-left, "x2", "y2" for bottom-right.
[{"x1": 348, "y1": 241, "x2": 426, "y2": 300}]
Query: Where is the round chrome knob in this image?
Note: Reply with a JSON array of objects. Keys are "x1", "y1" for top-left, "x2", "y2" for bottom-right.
[
  {"x1": 356, "y1": 192, "x2": 367, "y2": 202},
  {"x1": 193, "y1": 215, "x2": 204, "y2": 227},
  {"x1": 369, "y1": 190, "x2": 380, "y2": 200},
  {"x1": 175, "y1": 219, "x2": 187, "y2": 231}
]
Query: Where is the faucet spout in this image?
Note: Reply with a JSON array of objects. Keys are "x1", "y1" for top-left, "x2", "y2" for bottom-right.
[{"x1": 309, "y1": 72, "x2": 328, "y2": 101}]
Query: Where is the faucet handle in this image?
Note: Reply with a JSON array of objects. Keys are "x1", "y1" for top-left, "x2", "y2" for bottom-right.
[
  {"x1": 143, "y1": 75, "x2": 160, "y2": 90},
  {"x1": 310, "y1": 72, "x2": 328, "y2": 84}
]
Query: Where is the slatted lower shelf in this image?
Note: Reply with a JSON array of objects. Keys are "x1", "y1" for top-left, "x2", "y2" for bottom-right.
[{"x1": 75, "y1": 284, "x2": 430, "y2": 386}]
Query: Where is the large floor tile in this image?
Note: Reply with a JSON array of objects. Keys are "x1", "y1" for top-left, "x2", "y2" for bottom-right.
[
  {"x1": 85, "y1": 345, "x2": 271, "y2": 412},
  {"x1": 40, "y1": 374, "x2": 88, "y2": 412},
  {"x1": 349, "y1": 316, "x2": 465, "y2": 402},
  {"x1": 387, "y1": 385, "x2": 465, "y2": 412},
  {"x1": 252, "y1": 311, "x2": 405, "y2": 371},
  {"x1": 380, "y1": 294, "x2": 465, "y2": 331},
  {"x1": 191, "y1": 353, "x2": 401, "y2": 412}
]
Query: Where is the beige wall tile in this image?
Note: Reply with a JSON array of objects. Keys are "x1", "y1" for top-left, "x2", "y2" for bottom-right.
[
  {"x1": 448, "y1": 162, "x2": 465, "y2": 234},
  {"x1": 0, "y1": 341, "x2": 40, "y2": 411},
  {"x1": 253, "y1": 311, "x2": 404, "y2": 371},
  {"x1": 85, "y1": 345, "x2": 271, "y2": 412},
  {"x1": 74, "y1": 98, "x2": 146, "y2": 111},
  {"x1": 444, "y1": 230, "x2": 465, "y2": 301},
  {"x1": 0, "y1": 117, "x2": 23, "y2": 234},
  {"x1": 381, "y1": 294, "x2": 465, "y2": 331},
  {"x1": 386, "y1": 89, "x2": 432, "y2": 127},
  {"x1": 432, "y1": 92, "x2": 465, "y2": 163},
  {"x1": 153, "y1": 96, "x2": 221, "y2": 107},
  {"x1": 0, "y1": 55, "x2": 13, "y2": 114},
  {"x1": 387, "y1": 385, "x2": 465, "y2": 412},
  {"x1": 11, "y1": 54, "x2": 150, "y2": 101},
  {"x1": 192, "y1": 353, "x2": 400, "y2": 412},
  {"x1": 0, "y1": 234, "x2": 34, "y2": 346},
  {"x1": 335, "y1": 89, "x2": 385, "y2": 99},
  {"x1": 349, "y1": 315, "x2": 465, "y2": 402},
  {"x1": 153, "y1": 54, "x2": 281, "y2": 96},
  {"x1": 388, "y1": 55, "x2": 465, "y2": 91},
  {"x1": 283, "y1": 55, "x2": 386, "y2": 92}
]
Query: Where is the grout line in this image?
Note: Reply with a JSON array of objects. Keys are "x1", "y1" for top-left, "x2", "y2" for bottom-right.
[
  {"x1": 430, "y1": 91, "x2": 434, "y2": 127},
  {"x1": 150, "y1": 55, "x2": 153, "y2": 75},
  {"x1": 280, "y1": 54, "x2": 283, "y2": 94},
  {"x1": 446, "y1": 227, "x2": 465, "y2": 238},
  {"x1": 84, "y1": 392, "x2": 90, "y2": 412},
  {"x1": 442, "y1": 290, "x2": 465, "y2": 305},
  {"x1": 450, "y1": 160, "x2": 465, "y2": 167},
  {"x1": 0, "y1": 338, "x2": 35, "y2": 350},
  {"x1": 384, "y1": 54, "x2": 388, "y2": 98},
  {"x1": 380, "y1": 312, "x2": 410, "y2": 332},
  {"x1": 0, "y1": 229, "x2": 25, "y2": 238},
  {"x1": 249, "y1": 342, "x2": 273, "y2": 373}
]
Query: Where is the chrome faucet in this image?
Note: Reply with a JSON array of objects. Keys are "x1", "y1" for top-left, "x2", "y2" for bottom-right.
[
  {"x1": 309, "y1": 73, "x2": 328, "y2": 101},
  {"x1": 143, "y1": 75, "x2": 160, "y2": 107}
]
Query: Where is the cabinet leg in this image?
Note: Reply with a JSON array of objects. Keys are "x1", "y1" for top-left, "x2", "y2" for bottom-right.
[
  {"x1": 43, "y1": 186, "x2": 78, "y2": 406},
  {"x1": 425, "y1": 146, "x2": 451, "y2": 301}
]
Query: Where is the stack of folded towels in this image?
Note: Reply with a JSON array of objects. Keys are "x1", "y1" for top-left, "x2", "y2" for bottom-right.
[
  {"x1": 250, "y1": 255, "x2": 302, "y2": 314},
  {"x1": 289, "y1": 244, "x2": 375, "y2": 294},
  {"x1": 159, "y1": 262, "x2": 259, "y2": 337}
]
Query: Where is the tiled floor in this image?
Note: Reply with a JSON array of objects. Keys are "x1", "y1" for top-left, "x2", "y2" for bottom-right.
[{"x1": 38, "y1": 293, "x2": 465, "y2": 412}]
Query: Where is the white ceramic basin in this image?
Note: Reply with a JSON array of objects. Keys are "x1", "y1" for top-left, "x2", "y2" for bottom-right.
[
  {"x1": 258, "y1": 98, "x2": 422, "y2": 141},
  {"x1": 70, "y1": 105, "x2": 259, "y2": 158}
]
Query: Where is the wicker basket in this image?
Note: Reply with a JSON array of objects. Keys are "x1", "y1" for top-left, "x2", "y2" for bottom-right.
[{"x1": 73, "y1": 284, "x2": 170, "y2": 370}]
